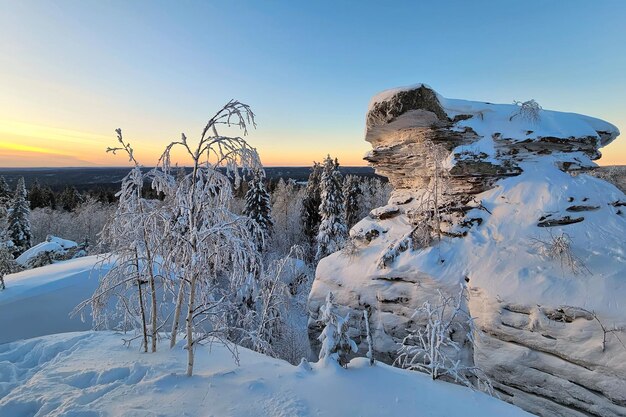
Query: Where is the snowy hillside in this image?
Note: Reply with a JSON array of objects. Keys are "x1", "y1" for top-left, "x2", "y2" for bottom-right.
[
  {"x1": 0, "y1": 331, "x2": 531, "y2": 417},
  {"x1": 0, "y1": 255, "x2": 109, "y2": 344}
]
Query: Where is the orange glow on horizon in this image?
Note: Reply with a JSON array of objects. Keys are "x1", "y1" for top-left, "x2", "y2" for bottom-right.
[{"x1": 0, "y1": 118, "x2": 624, "y2": 168}]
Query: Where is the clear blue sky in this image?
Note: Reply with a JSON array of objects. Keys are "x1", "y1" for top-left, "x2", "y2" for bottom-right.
[{"x1": 1, "y1": 0, "x2": 625, "y2": 166}]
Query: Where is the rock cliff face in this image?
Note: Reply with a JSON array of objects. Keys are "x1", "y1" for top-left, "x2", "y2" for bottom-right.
[{"x1": 308, "y1": 85, "x2": 626, "y2": 417}]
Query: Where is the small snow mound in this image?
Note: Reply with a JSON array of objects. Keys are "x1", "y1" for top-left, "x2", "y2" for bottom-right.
[{"x1": 16, "y1": 235, "x2": 79, "y2": 267}]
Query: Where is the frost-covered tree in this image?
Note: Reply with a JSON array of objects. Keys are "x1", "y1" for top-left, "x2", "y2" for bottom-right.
[
  {"x1": 76, "y1": 135, "x2": 165, "y2": 354},
  {"x1": 271, "y1": 178, "x2": 305, "y2": 255},
  {"x1": 0, "y1": 176, "x2": 11, "y2": 206},
  {"x1": 243, "y1": 169, "x2": 273, "y2": 249},
  {"x1": 301, "y1": 162, "x2": 322, "y2": 256},
  {"x1": 7, "y1": 177, "x2": 32, "y2": 257},
  {"x1": 315, "y1": 156, "x2": 347, "y2": 261},
  {"x1": 343, "y1": 175, "x2": 362, "y2": 228},
  {"x1": 357, "y1": 177, "x2": 392, "y2": 220},
  {"x1": 317, "y1": 291, "x2": 357, "y2": 367},
  {"x1": 150, "y1": 100, "x2": 262, "y2": 376},
  {"x1": 395, "y1": 285, "x2": 493, "y2": 394},
  {"x1": 0, "y1": 244, "x2": 19, "y2": 290}
]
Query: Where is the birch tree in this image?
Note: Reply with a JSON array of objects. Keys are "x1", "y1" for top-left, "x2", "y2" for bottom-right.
[{"x1": 152, "y1": 100, "x2": 263, "y2": 376}]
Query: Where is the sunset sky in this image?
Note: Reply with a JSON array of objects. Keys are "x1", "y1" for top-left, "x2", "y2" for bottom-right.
[{"x1": 1, "y1": 1, "x2": 625, "y2": 167}]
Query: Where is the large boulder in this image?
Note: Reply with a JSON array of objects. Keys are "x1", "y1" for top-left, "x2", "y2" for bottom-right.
[{"x1": 308, "y1": 84, "x2": 626, "y2": 417}]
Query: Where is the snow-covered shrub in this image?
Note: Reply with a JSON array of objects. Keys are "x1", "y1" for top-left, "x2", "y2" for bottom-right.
[
  {"x1": 246, "y1": 246, "x2": 313, "y2": 364},
  {"x1": 531, "y1": 231, "x2": 590, "y2": 275},
  {"x1": 510, "y1": 99, "x2": 542, "y2": 123},
  {"x1": 317, "y1": 292, "x2": 357, "y2": 367},
  {"x1": 395, "y1": 285, "x2": 493, "y2": 394},
  {"x1": 341, "y1": 237, "x2": 360, "y2": 259}
]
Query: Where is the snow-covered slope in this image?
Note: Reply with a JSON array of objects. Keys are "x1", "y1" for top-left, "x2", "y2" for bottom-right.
[
  {"x1": 0, "y1": 255, "x2": 109, "y2": 344},
  {"x1": 0, "y1": 331, "x2": 531, "y2": 417},
  {"x1": 309, "y1": 85, "x2": 626, "y2": 417}
]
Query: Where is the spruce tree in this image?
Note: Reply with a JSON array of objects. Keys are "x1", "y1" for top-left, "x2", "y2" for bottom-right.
[
  {"x1": 29, "y1": 179, "x2": 45, "y2": 209},
  {"x1": 59, "y1": 186, "x2": 83, "y2": 211},
  {"x1": 242, "y1": 169, "x2": 273, "y2": 249},
  {"x1": 315, "y1": 156, "x2": 347, "y2": 261},
  {"x1": 343, "y1": 175, "x2": 362, "y2": 228},
  {"x1": 0, "y1": 176, "x2": 11, "y2": 206},
  {"x1": 317, "y1": 291, "x2": 357, "y2": 367},
  {"x1": 301, "y1": 162, "x2": 322, "y2": 255},
  {"x1": 7, "y1": 177, "x2": 32, "y2": 257}
]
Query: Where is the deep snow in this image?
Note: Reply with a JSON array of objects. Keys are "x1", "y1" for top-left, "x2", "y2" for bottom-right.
[
  {"x1": 0, "y1": 331, "x2": 532, "y2": 417},
  {"x1": 0, "y1": 255, "x2": 109, "y2": 344}
]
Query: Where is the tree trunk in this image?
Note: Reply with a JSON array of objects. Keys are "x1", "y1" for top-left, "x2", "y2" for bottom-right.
[
  {"x1": 185, "y1": 275, "x2": 197, "y2": 376},
  {"x1": 145, "y1": 245, "x2": 158, "y2": 353},
  {"x1": 170, "y1": 280, "x2": 185, "y2": 348}
]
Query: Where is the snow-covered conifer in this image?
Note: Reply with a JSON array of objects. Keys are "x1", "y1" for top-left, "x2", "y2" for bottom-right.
[
  {"x1": 317, "y1": 291, "x2": 357, "y2": 367},
  {"x1": 301, "y1": 163, "x2": 322, "y2": 256},
  {"x1": 343, "y1": 175, "x2": 362, "y2": 228},
  {"x1": 0, "y1": 243, "x2": 19, "y2": 290},
  {"x1": 315, "y1": 156, "x2": 347, "y2": 261},
  {"x1": 243, "y1": 169, "x2": 273, "y2": 249},
  {"x1": 58, "y1": 186, "x2": 83, "y2": 211},
  {"x1": 0, "y1": 176, "x2": 12, "y2": 207},
  {"x1": 7, "y1": 177, "x2": 32, "y2": 257}
]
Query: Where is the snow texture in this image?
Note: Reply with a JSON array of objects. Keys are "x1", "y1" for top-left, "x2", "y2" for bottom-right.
[
  {"x1": 0, "y1": 331, "x2": 531, "y2": 417},
  {"x1": 0, "y1": 255, "x2": 110, "y2": 344}
]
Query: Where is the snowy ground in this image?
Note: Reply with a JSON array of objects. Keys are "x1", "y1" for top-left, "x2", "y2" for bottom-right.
[
  {"x1": 0, "y1": 255, "x2": 109, "y2": 344},
  {"x1": 0, "y1": 331, "x2": 531, "y2": 417}
]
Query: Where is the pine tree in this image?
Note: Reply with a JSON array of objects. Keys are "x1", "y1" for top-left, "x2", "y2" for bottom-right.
[
  {"x1": 343, "y1": 175, "x2": 362, "y2": 228},
  {"x1": 301, "y1": 162, "x2": 322, "y2": 256},
  {"x1": 315, "y1": 156, "x2": 347, "y2": 261},
  {"x1": 7, "y1": 177, "x2": 32, "y2": 257},
  {"x1": 243, "y1": 169, "x2": 273, "y2": 249},
  {"x1": 317, "y1": 292, "x2": 357, "y2": 367}
]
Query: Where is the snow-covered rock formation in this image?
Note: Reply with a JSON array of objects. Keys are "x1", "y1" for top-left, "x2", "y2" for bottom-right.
[{"x1": 308, "y1": 84, "x2": 626, "y2": 417}]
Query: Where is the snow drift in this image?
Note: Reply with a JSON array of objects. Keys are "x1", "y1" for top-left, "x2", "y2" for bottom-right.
[
  {"x1": 308, "y1": 85, "x2": 626, "y2": 417},
  {"x1": 0, "y1": 255, "x2": 109, "y2": 344},
  {"x1": 0, "y1": 331, "x2": 531, "y2": 416}
]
